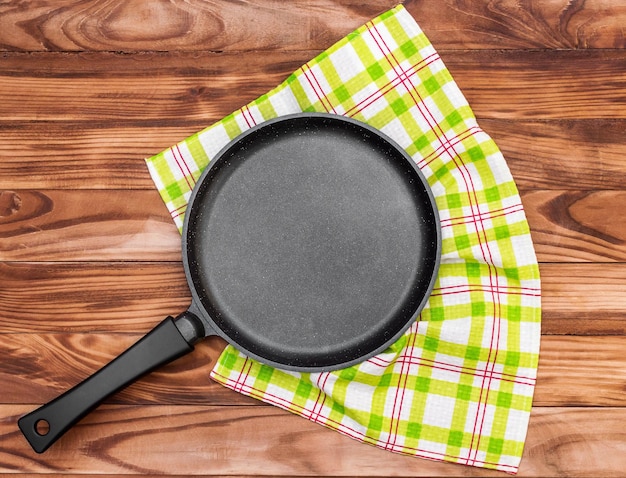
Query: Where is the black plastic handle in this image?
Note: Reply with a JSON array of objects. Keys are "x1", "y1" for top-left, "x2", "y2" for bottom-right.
[{"x1": 18, "y1": 313, "x2": 204, "y2": 453}]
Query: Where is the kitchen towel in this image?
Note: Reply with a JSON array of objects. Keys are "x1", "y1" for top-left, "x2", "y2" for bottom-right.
[{"x1": 145, "y1": 5, "x2": 541, "y2": 474}]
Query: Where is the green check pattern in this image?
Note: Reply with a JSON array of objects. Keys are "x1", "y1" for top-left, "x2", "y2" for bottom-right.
[{"x1": 146, "y1": 5, "x2": 541, "y2": 473}]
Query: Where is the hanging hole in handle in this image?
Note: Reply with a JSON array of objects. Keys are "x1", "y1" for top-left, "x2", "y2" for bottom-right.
[{"x1": 35, "y1": 419, "x2": 50, "y2": 436}]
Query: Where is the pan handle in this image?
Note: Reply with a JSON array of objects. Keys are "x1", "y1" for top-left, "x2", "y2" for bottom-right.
[{"x1": 18, "y1": 311, "x2": 204, "y2": 453}]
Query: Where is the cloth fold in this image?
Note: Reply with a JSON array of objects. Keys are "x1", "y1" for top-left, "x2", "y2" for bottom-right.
[{"x1": 146, "y1": 5, "x2": 541, "y2": 473}]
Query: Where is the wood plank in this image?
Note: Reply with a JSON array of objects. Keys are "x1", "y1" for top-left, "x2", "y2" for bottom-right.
[
  {"x1": 2, "y1": 119, "x2": 625, "y2": 191},
  {"x1": 523, "y1": 190, "x2": 626, "y2": 263},
  {"x1": 0, "y1": 190, "x2": 181, "y2": 261},
  {"x1": 0, "y1": 121, "x2": 208, "y2": 190},
  {"x1": 0, "y1": 333, "x2": 244, "y2": 407},
  {"x1": 0, "y1": 51, "x2": 304, "y2": 122},
  {"x1": 0, "y1": 0, "x2": 396, "y2": 53},
  {"x1": 520, "y1": 407, "x2": 626, "y2": 477},
  {"x1": 1, "y1": 50, "x2": 625, "y2": 122},
  {"x1": 533, "y1": 336, "x2": 626, "y2": 406},
  {"x1": 1, "y1": 404, "x2": 625, "y2": 476},
  {"x1": 0, "y1": 262, "x2": 190, "y2": 332},
  {"x1": 444, "y1": 49, "x2": 626, "y2": 120},
  {"x1": 539, "y1": 263, "x2": 626, "y2": 334},
  {"x1": 409, "y1": 0, "x2": 626, "y2": 50},
  {"x1": 486, "y1": 119, "x2": 626, "y2": 191},
  {"x1": 1, "y1": 261, "x2": 625, "y2": 335},
  {"x1": 3, "y1": 189, "x2": 626, "y2": 263},
  {"x1": 1, "y1": 0, "x2": 624, "y2": 52},
  {"x1": 0, "y1": 404, "x2": 493, "y2": 476},
  {"x1": 1, "y1": 333, "x2": 624, "y2": 408}
]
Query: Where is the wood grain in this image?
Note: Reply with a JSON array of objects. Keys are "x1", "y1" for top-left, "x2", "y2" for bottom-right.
[
  {"x1": 408, "y1": 0, "x2": 626, "y2": 50},
  {"x1": 1, "y1": 333, "x2": 624, "y2": 408},
  {"x1": 0, "y1": 262, "x2": 626, "y2": 335},
  {"x1": 539, "y1": 263, "x2": 626, "y2": 334},
  {"x1": 1, "y1": 0, "x2": 624, "y2": 52},
  {"x1": 444, "y1": 49, "x2": 626, "y2": 120},
  {"x1": 1, "y1": 404, "x2": 492, "y2": 476},
  {"x1": 1, "y1": 50, "x2": 625, "y2": 122},
  {"x1": 0, "y1": 262, "x2": 189, "y2": 332},
  {"x1": 0, "y1": 51, "x2": 303, "y2": 122},
  {"x1": 2, "y1": 1, "x2": 624, "y2": 475},
  {"x1": 534, "y1": 336, "x2": 626, "y2": 406},
  {"x1": 2, "y1": 189, "x2": 626, "y2": 263},
  {"x1": 0, "y1": 190, "x2": 180, "y2": 261},
  {"x1": 0, "y1": 121, "x2": 206, "y2": 190},
  {"x1": 487, "y1": 119, "x2": 626, "y2": 191},
  {"x1": 1, "y1": 262, "x2": 625, "y2": 335},
  {"x1": 1, "y1": 404, "x2": 626, "y2": 476},
  {"x1": 0, "y1": 0, "x2": 396, "y2": 53},
  {"x1": 0, "y1": 333, "x2": 239, "y2": 407},
  {"x1": 524, "y1": 190, "x2": 626, "y2": 262},
  {"x1": 2, "y1": 119, "x2": 625, "y2": 190}
]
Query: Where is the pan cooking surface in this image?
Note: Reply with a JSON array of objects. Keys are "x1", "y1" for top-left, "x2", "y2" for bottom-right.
[{"x1": 184, "y1": 114, "x2": 440, "y2": 370}]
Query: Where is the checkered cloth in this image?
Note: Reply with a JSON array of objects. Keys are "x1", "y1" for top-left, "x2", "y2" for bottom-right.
[{"x1": 145, "y1": 5, "x2": 541, "y2": 474}]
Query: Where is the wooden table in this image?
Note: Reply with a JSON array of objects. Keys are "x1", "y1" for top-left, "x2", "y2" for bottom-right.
[{"x1": 1, "y1": 1, "x2": 625, "y2": 476}]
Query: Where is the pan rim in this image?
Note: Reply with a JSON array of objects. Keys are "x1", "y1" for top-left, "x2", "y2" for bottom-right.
[{"x1": 181, "y1": 112, "x2": 441, "y2": 372}]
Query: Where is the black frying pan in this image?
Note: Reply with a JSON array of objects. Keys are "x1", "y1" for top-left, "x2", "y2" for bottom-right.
[{"x1": 19, "y1": 113, "x2": 441, "y2": 453}]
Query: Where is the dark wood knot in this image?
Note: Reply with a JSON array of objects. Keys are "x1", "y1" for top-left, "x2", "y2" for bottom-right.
[{"x1": 0, "y1": 190, "x2": 22, "y2": 217}]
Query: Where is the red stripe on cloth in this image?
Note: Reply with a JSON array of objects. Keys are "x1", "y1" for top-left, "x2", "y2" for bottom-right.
[
  {"x1": 233, "y1": 357, "x2": 253, "y2": 393},
  {"x1": 169, "y1": 146, "x2": 195, "y2": 191},
  {"x1": 308, "y1": 68, "x2": 338, "y2": 114},
  {"x1": 367, "y1": 355, "x2": 396, "y2": 368},
  {"x1": 308, "y1": 372, "x2": 331, "y2": 422},
  {"x1": 240, "y1": 105, "x2": 258, "y2": 128},
  {"x1": 241, "y1": 109, "x2": 252, "y2": 128},
  {"x1": 365, "y1": 344, "x2": 536, "y2": 385},
  {"x1": 401, "y1": 356, "x2": 536, "y2": 386},
  {"x1": 440, "y1": 203, "x2": 525, "y2": 228},
  {"x1": 365, "y1": 23, "x2": 426, "y2": 125},
  {"x1": 170, "y1": 203, "x2": 187, "y2": 220},
  {"x1": 300, "y1": 65, "x2": 335, "y2": 113},
  {"x1": 364, "y1": 22, "x2": 461, "y2": 175},
  {"x1": 345, "y1": 52, "x2": 440, "y2": 118},
  {"x1": 385, "y1": 326, "x2": 419, "y2": 450},
  {"x1": 415, "y1": 125, "x2": 483, "y2": 169},
  {"x1": 432, "y1": 282, "x2": 541, "y2": 298},
  {"x1": 176, "y1": 144, "x2": 197, "y2": 184},
  {"x1": 431, "y1": 287, "x2": 539, "y2": 298},
  {"x1": 470, "y1": 304, "x2": 503, "y2": 465}
]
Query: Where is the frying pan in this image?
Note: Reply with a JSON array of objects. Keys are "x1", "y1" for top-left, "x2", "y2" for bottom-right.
[{"x1": 18, "y1": 113, "x2": 441, "y2": 453}]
